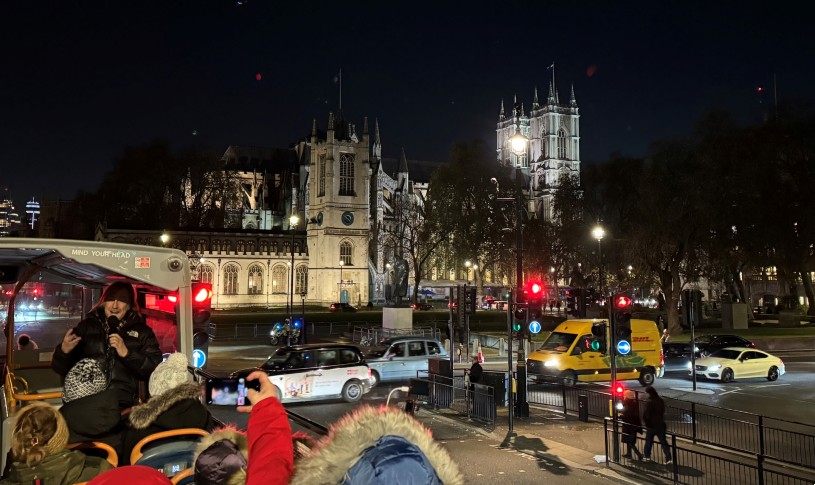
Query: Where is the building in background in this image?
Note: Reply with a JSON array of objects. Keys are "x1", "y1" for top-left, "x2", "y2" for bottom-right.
[
  {"x1": 97, "y1": 112, "x2": 433, "y2": 309},
  {"x1": 496, "y1": 76, "x2": 581, "y2": 221},
  {"x1": 0, "y1": 188, "x2": 22, "y2": 237}
]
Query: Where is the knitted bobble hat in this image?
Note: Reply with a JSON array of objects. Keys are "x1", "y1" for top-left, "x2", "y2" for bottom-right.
[
  {"x1": 149, "y1": 353, "x2": 192, "y2": 397},
  {"x1": 63, "y1": 358, "x2": 108, "y2": 403}
]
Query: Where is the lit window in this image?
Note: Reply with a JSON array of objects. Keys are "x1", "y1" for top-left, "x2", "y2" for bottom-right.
[
  {"x1": 248, "y1": 264, "x2": 264, "y2": 295},
  {"x1": 272, "y1": 265, "x2": 287, "y2": 294},
  {"x1": 340, "y1": 241, "x2": 353, "y2": 266},
  {"x1": 223, "y1": 264, "x2": 239, "y2": 295}
]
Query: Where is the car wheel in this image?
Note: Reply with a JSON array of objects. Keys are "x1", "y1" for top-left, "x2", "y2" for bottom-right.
[
  {"x1": 560, "y1": 370, "x2": 578, "y2": 387},
  {"x1": 767, "y1": 366, "x2": 779, "y2": 381},
  {"x1": 639, "y1": 368, "x2": 656, "y2": 386},
  {"x1": 342, "y1": 380, "x2": 363, "y2": 402},
  {"x1": 370, "y1": 370, "x2": 380, "y2": 387},
  {"x1": 721, "y1": 368, "x2": 734, "y2": 383}
]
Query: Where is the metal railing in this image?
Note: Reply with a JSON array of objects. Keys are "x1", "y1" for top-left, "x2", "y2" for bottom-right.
[
  {"x1": 603, "y1": 419, "x2": 815, "y2": 485},
  {"x1": 409, "y1": 372, "x2": 496, "y2": 425},
  {"x1": 525, "y1": 373, "x2": 815, "y2": 471},
  {"x1": 352, "y1": 325, "x2": 442, "y2": 346}
]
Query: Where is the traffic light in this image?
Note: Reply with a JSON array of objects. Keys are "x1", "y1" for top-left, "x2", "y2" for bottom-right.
[
  {"x1": 612, "y1": 294, "x2": 633, "y2": 343},
  {"x1": 565, "y1": 290, "x2": 576, "y2": 314},
  {"x1": 590, "y1": 322, "x2": 607, "y2": 354},
  {"x1": 464, "y1": 286, "x2": 477, "y2": 314},
  {"x1": 191, "y1": 281, "x2": 212, "y2": 351},
  {"x1": 526, "y1": 279, "x2": 544, "y2": 321},
  {"x1": 513, "y1": 286, "x2": 527, "y2": 338},
  {"x1": 576, "y1": 288, "x2": 587, "y2": 318}
]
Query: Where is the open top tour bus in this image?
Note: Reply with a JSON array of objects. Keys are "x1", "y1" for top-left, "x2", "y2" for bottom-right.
[{"x1": 0, "y1": 238, "x2": 201, "y2": 470}]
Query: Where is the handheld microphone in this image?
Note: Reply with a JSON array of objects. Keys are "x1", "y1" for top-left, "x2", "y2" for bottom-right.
[{"x1": 106, "y1": 315, "x2": 121, "y2": 336}]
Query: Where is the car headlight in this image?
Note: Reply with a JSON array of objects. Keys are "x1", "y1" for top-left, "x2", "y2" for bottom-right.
[
  {"x1": 686, "y1": 362, "x2": 692, "y2": 370},
  {"x1": 544, "y1": 359, "x2": 559, "y2": 367},
  {"x1": 707, "y1": 364, "x2": 721, "y2": 372}
]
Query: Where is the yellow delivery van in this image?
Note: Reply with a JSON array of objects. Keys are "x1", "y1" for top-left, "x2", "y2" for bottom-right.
[{"x1": 526, "y1": 319, "x2": 663, "y2": 386}]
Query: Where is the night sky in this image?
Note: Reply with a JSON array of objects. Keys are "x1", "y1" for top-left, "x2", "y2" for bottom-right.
[{"x1": 3, "y1": 1, "x2": 814, "y2": 206}]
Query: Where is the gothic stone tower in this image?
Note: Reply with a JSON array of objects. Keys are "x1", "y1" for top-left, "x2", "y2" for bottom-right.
[
  {"x1": 307, "y1": 112, "x2": 372, "y2": 306},
  {"x1": 496, "y1": 80, "x2": 580, "y2": 220}
]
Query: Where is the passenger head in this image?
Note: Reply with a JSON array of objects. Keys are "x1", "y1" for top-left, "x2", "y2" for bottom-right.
[
  {"x1": 149, "y1": 352, "x2": 192, "y2": 397},
  {"x1": 12, "y1": 402, "x2": 69, "y2": 467},
  {"x1": 193, "y1": 427, "x2": 249, "y2": 485},
  {"x1": 17, "y1": 334, "x2": 30, "y2": 348},
  {"x1": 98, "y1": 281, "x2": 139, "y2": 319},
  {"x1": 645, "y1": 386, "x2": 659, "y2": 399},
  {"x1": 63, "y1": 358, "x2": 108, "y2": 403},
  {"x1": 471, "y1": 356, "x2": 479, "y2": 364},
  {"x1": 88, "y1": 465, "x2": 172, "y2": 484},
  {"x1": 291, "y1": 405, "x2": 463, "y2": 485}
]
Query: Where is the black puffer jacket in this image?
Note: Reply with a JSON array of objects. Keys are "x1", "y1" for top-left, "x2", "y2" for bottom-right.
[
  {"x1": 643, "y1": 395, "x2": 667, "y2": 433},
  {"x1": 60, "y1": 387, "x2": 125, "y2": 454},
  {"x1": 52, "y1": 308, "x2": 162, "y2": 408}
]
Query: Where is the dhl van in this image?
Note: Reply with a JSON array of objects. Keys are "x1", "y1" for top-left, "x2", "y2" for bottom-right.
[{"x1": 526, "y1": 319, "x2": 663, "y2": 386}]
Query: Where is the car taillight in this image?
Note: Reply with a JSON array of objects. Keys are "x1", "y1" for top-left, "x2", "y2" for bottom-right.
[{"x1": 750, "y1": 341, "x2": 756, "y2": 348}]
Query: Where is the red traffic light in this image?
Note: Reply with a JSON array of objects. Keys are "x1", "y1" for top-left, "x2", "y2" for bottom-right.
[
  {"x1": 614, "y1": 295, "x2": 632, "y2": 309},
  {"x1": 193, "y1": 286, "x2": 212, "y2": 303},
  {"x1": 527, "y1": 280, "x2": 544, "y2": 297}
]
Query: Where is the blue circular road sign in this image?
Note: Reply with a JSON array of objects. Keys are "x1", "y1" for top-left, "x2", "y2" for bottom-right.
[
  {"x1": 528, "y1": 320, "x2": 542, "y2": 334},
  {"x1": 192, "y1": 349, "x2": 207, "y2": 368},
  {"x1": 617, "y1": 340, "x2": 631, "y2": 355}
]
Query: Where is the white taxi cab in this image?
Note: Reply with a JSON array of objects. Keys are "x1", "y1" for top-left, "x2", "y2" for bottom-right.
[{"x1": 231, "y1": 344, "x2": 373, "y2": 403}]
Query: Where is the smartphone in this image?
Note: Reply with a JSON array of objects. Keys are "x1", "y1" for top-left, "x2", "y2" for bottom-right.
[{"x1": 205, "y1": 377, "x2": 260, "y2": 406}]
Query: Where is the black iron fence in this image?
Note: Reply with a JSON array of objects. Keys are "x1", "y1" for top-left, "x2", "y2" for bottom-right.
[
  {"x1": 409, "y1": 373, "x2": 496, "y2": 426},
  {"x1": 603, "y1": 419, "x2": 815, "y2": 485},
  {"x1": 525, "y1": 373, "x2": 815, "y2": 472}
]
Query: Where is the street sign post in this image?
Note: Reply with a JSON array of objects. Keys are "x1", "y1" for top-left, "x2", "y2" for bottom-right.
[
  {"x1": 528, "y1": 320, "x2": 541, "y2": 334},
  {"x1": 616, "y1": 340, "x2": 631, "y2": 355}
]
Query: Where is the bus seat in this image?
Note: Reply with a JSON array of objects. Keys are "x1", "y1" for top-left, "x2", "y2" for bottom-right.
[
  {"x1": 170, "y1": 467, "x2": 194, "y2": 484},
  {"x1": 13, "y1": 349, "x2": 63, "y2": 394},
  {"x1": 68, "y1": 441, "x2": 119, "y2": 467},
  {"x1": 130, "y1": 428, "x2": 209, "y2": 479}
]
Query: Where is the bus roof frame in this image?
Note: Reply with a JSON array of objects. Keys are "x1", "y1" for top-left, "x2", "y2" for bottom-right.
[{"x1": 1, "y1": 238, "x2": 193, "y2": 365}]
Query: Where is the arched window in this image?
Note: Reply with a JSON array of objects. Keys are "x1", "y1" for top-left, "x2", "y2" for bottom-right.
[
  {"x1": 271, "y1": 265, "x2": 287, "y2": 294},
  {"x1": 223, "y1": 264, "x2": 239, "y2": 295},
  {"x1": 558, "y1": 129, "x2": 567, "y2": 159},
  {"x1": 213, "y1": 240, "x2": 221, "y2": 253},
  {"x1": 223, "y1": 240, "x2": 232, "y2": 254},
  {"x1": 237, "y1": 240, "x2": 245, "y2": 254},
  {"x1": 339, "y1": 153, "x2": 355, "y2": 196},
  {"x1": 295, "y1": 265, "x2": 308, "y2": 295},
  {"x1": 248, "y1": 264, "x2": 264, "y2": 295},
  {"x1": 272, "y1": 241, "x2": 279, "y2": 254},
  {"x1": 247, "y1": 241, "x2": 255, "y2": 254},
  {"x1": 340, "y1": 241, "x2": 353, "y2": 266},
  {"x1": 198, "y1": 264, "x2": 214, "y2": 284},
  {"x1": 260, "y1": 240, "x2": 268, "y2": 254},
  {"x1": 318, "y1": 155, "x2": 326, "y2": 197}
]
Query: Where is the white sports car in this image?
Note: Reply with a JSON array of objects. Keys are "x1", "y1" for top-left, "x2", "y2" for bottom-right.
[{"x1": 691, "y1": 347, "x2": 785, "y2": 382}]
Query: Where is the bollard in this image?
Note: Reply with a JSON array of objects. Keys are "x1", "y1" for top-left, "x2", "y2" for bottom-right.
[{"x1": 578, "y1": 394, "x2": 589, "y2": 422}]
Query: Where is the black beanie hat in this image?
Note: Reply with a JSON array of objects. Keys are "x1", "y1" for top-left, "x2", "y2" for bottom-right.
[{"x1": 100, "y1": 281, "x2": 137, "y2": 309}]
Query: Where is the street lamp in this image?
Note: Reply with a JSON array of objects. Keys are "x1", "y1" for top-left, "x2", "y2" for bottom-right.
[
  {"x1": 592, "y1": 225, "x2": 605, "y2": 298},
  {"x1": 289, "y1": 214, "x2": 299, "y2": 317},
  {"x1": 506, "y1": 130, "x2": 530, "y2": 424},
  {"x1": 339, "y1": 260, "x2": 345, "y2": 303},
  {"x1": 385, "y1": 262, "x2": 392, "y2": 305}
]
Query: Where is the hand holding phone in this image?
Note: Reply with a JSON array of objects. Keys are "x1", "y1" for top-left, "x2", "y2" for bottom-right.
[
  {"x1": 205, "y1": 377, "x2": 259, "y2": 406},
  {"x1": 237, "y1": 371, "x2": 278, "y2": 413}
]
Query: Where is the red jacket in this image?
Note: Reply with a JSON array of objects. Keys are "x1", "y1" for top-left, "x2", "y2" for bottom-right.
[{"x1": 246, "y1": 397, "x2": 294, "y2": 485}]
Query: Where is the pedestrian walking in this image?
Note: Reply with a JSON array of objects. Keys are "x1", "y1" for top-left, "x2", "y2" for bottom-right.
[
  {"x1": 620, "y1": 390, "x2": 643, "y2": 460},
  {"x1": 642, "y1": 386, "x2": 672, "y2": 464}
]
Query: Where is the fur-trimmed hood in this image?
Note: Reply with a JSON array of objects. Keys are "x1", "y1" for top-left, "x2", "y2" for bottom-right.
[
  {"x1": 290, "y1": 405, "x2": 463, "y2": 485},
  {"x1": 128, "y1": 382, "x2": 203, "y2": 429},
  {"x1": 193, "y1": 427, "x2": 249, "y2": 485}
]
